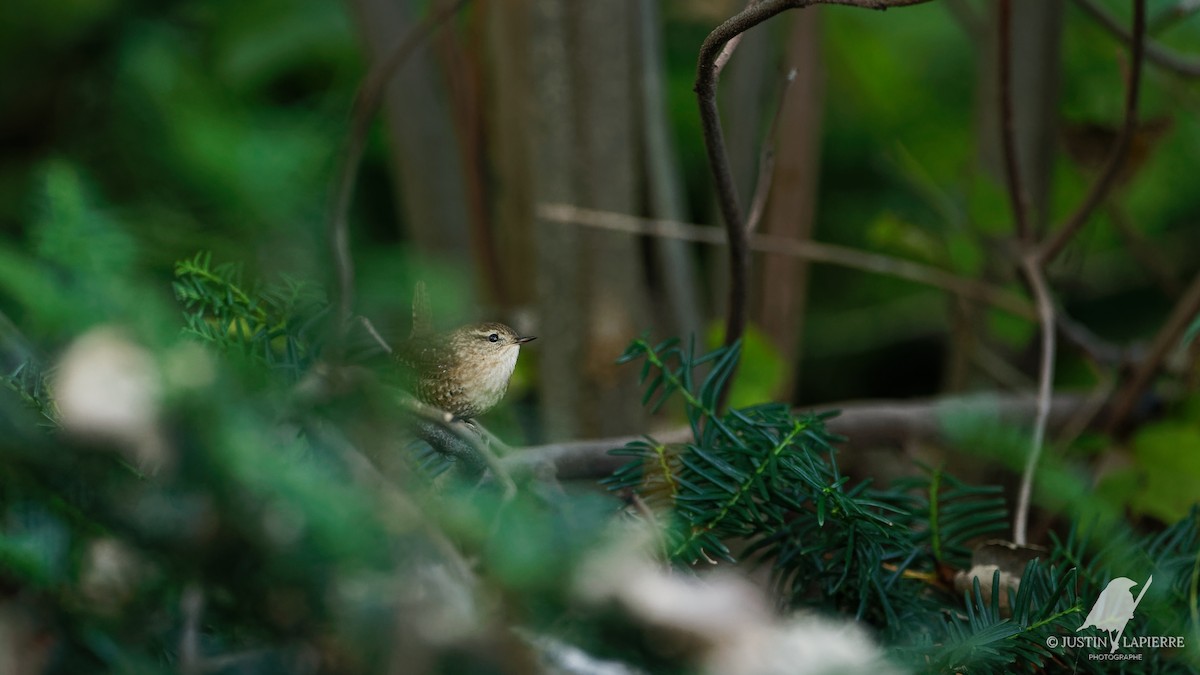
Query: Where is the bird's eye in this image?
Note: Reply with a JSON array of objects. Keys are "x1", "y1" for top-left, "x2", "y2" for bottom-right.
[{"x1": 488, "y1": 333, "x2": 500, "y2": 343}]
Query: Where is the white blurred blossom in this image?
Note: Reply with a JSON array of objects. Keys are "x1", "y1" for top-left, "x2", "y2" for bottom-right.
[
  {"x1": 576, "y1": 525, "x2": 904, "y2": 675},
  {"x1": 54, "y1": 327, "x2": 169, "y2": 472}
]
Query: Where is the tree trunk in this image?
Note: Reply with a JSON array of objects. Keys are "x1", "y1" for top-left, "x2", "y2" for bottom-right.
[
  {"x1": 345, "y1": 0, "x2": 472, "y2": 257},
  {"x1": 529, "y1": 1, "x2": 651, "y2": 439}
]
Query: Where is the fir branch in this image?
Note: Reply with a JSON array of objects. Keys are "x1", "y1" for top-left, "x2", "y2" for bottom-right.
[{"x1": 673, "y1": 420, "x2": 806, "y2": 559}]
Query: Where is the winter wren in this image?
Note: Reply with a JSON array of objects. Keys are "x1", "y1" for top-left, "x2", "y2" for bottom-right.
[{"x1": 395, "y1": 322, "x2": 536, "y2": 419}]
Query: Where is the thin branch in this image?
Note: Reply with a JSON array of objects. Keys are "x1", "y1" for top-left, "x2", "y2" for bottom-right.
[
  {"x1": 1073, "y1": 0, "x2": 1200, "y2": 78},
  {"x1": 694, "y1": 0, "x2": 937, "y2": 409},
  {"x1": 746, "y1": 68, "x2": 798, "y2": 234},
  {"x1": 1039, "y1": 0, "x2": 1147, "y2": 264},
  {"x1": 358, "y1": 316, "x2": 394, "y2": 354},
  {"x1": 328, "y1": 0, "x2": 471, "y2": 351},
  {"x1": 1057, "y1": 310, "x2": 1132, "y2": 367},
  {"x1": 537, "y1": 203, "x2": 1036, "y2": 319},
  {"x1": 1105, "y1": 270, "x2": 1200, "y2": 434},
  {"x1": 998, "y1": 0, "x2": 1032, "y2": 243},
  {"x1": 1013, "y1": 254, "x2": 1057, "y2": 546}
]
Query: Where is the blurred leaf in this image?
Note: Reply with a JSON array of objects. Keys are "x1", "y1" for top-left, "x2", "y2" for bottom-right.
[
  {"x1": 945, "y1": 230, "x2": 984, "y2": 277},
  {"x1": 965, "y1": 177, "x2": 1013, "y2": 236},
  {"x1": 867, "y1": 211, "x2": 943, "y2": 265},
  {"x1": 986, "y1": 305, "x2": 1036, "y2": 349},
  {"x1": 33, "y1": 161, "x2": 135, "y2": 278},
  {"x1": 1127, "y1": 422, "x2": 1200, "y2": 522}
]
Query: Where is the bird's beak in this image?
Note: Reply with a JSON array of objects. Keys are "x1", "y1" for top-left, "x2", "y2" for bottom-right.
[{"x1": 516, "y1": 336, "x2": 537, "y2": 344}]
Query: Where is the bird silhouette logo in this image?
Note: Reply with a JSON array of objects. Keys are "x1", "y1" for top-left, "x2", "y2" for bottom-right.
[{"x1": 1078, "y1": 575, "x2": 1153, "y2": 653}]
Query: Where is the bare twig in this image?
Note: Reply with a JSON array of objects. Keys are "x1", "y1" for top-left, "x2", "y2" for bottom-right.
[
  {"x1": 998, "y1": 0, "x2": 1032, "y2": 243},
  {"x1": 746, "y1": 68, "x2": 798, "y2": 234},
  {"x1": 1105, "y1": 270, "x2": 1200, "y2": 434},
  {"x1": 1040, "y1": 0, "x2": 1147, "y2": 264},
  {"x1": 694, "y1": 0, "x2": 937, "y2": 409},
  {"x1": 1073, "y1": 0, "x2": 1200, "y2": 78},
  {"x1": 537, "y1": 203, "x2": 1036, "y2": 319},
  {"x1": 358, "y1": 316, "x2": 394, "y2": 354},
  {"x1": 1057, "y1": 311, "x2": 1132, "y2": 367},
  {"x1": 1013, "y1": 255, "x2": 1057, "y2": 546},
  {"x1": 329, "y1": 0, "x2": 470, "y2": 350}
]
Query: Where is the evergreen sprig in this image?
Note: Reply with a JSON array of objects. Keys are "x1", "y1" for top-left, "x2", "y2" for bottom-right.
[
  {"x1": 172, "y1": 251, "x2": 326, "y2": 378},
  {"x1": 606, "y1": 337, "x2": 1200, "y2": 672},
  {"x1": 606, "y1": 337, "x2": 1007, "y2": 630},
  {"x1": 1, "y1": 358, "x2": 57, "y2": 427}
]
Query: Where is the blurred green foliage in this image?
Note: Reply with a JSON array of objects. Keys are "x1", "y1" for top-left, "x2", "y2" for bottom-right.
[{"x1": 1, "y1": 0, "x2": 1199, "y2": 671}]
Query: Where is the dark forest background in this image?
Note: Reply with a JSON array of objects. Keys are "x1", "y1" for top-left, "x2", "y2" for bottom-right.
[{"x1": 1, "y1": 0, "x2": 1200, "y2": 672}]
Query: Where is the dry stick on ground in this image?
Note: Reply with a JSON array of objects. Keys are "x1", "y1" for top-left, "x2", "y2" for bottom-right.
[
  {"x1": 694, "y1": 0, "x2": 936, "y2": 411},
  {"x1": 1039, "y1": 0, "x2": 1148, "y2": 266},
  {"x1": 1072, "y1": 0, "x2": 1200, "y2": 78},
  {"x1": 327, "y1": 0, "x2": 471, "y2": 351},
  {"x1": 537, "y1": 204, "x2": 1036, "y2": 319},
  {"x1": 504, "y1": 393, "x2": 1093, "y2": 480}
]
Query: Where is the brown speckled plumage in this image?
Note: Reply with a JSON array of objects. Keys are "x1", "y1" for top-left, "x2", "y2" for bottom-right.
[{"x1": 394, "y1": 322, "x2": 535, "y2": 419}]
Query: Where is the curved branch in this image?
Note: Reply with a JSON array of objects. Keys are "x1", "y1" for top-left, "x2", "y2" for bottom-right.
[
  {"x1": 1040, "y1": 0, "x2": 1147, "y2": 264},
  {"x1": 1013, "y1": 255, "x2": 1057, "y2": 546},
  {"x1": 694, "y1": 0, "x2": 937, "y2": 408}
]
